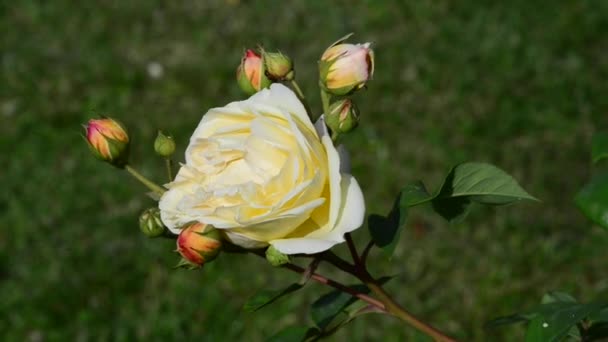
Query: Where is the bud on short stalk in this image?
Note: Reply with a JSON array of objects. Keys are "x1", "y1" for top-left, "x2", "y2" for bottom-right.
[
  {"x1": 84, "y1": 117, "x2": 130, "y2": 168},
  {"x1": 154, "y1": 131, "x2": 176, "y2": 157},
  {"x1": 139, "y1": 208, "x2": 166, "y2": 237},
  {"x1": 319, "y1": 40, "x2": 374, "y2": 96},
  {"x1": 262, "y1": 49, "x2": 294, "y2": 81},
  {"x1": 325, "y1": 99, "x2": 360, "y2": 135},
  {"x1": 236, "y1": 49, "x2": 272, "y2": 95},
  {"x1": 176, "y1": 222, "x2": 222, "y2": 268},
  {"x1": 265, "y1": 245, "x2": 290, "y2": 266}
]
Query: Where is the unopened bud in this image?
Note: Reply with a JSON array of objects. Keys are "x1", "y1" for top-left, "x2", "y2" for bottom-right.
[
  {"x1": 319, "y1": 37, "x2": 374, "y2": 96},
  {"x1": 236, "y1": 49, "x2": 272, "y2": 95},
  {"x1": 139, "y1": 208, "x2": 166, "y2": 237},
  {"x1": 262, "y1": 50, "x2": 294, "y2": 81},
  {"x1": 176, "y1": 222, "x2": 222, "y2": 268},
  {"x1": 83, "y1": 117, "x2": 130, "y2": 168},
  {"x1": 325, "y1": 99, "x2": 360, "y2": 135},
  {"x1": 265, "y1": 245, "x2": 290, "y2": 266},
  {"x1": 154, "y1": 131, "x2": 176, "y2": 157}
]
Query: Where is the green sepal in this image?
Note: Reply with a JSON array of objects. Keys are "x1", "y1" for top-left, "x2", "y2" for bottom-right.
[
  {"x1": 174, "y1": 257, "x2": 200, "y2": 270},
  {"x1": 327, "y1": 32, "x2": 354, "y2": 49}
]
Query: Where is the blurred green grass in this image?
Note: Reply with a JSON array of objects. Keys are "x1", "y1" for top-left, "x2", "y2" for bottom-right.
[{"x1": 2, "y1": 0, "x2": 608, "y2": 340}]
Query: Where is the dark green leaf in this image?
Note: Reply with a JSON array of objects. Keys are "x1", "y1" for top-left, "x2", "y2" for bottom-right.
[
  {"x1": 368, "y1": 191, "x2": 407, "y2": 256},
  {"x1": 524, "y1": 316, "x2": 546, "y2": 342},
  {"x1": 431, "y1": 162, "x2": 538, "y2": 222},
  {"x1": 575, "y1": 172, "x2": 608, "y2": 229},
  {"x1": 541, "y1": 291, "x2": 578, "y2": 304},
  {"x1": 311, "y1": 284, "x2": 369, "y2": 330},
  {"x1": 586, "y1": 322, "x2": 608, "y2": 341},
  {"x1": 524, "y1": 302, "x2": 604, "y2": 342},
  {"x1": 310, "y1": 277, "x2": 392, "y2": 331},
  {"x1": 243, "y1": 283, "x2": 303, "y2": 312},
  {"x1": 266, "y1": 326, "x2": 320, "y2": 342},
  {"x1": 431, "y1": 197, "x2": 472, "y2": 223},
  {"x1": 588, "y1": 306, "x2": 608, "y2": 323},
  {"x1": 592, "y1": 132, "x2": 608, "y2": 164}
]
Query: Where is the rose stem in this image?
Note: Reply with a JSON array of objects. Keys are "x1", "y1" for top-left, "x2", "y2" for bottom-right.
[
  {"x1": 289, "y1": 79, "x2": 306, "y2": 100},
  {"x1": 164, "y1": 158, "x2": 173, "y2": 182},
  {"x1": 249, "y1": 250, "x2": 385, "y2": 311},
  {"x1": 124, "y1": 165, "x2": 166, "y2": 196},
  {"x1": 320, "y1": 87, "x2": 331, "y2": 118},
  {"x1": 360, "y1": 240, "x2": 375, "y2": 265},
  {"x1": 344, "y1": 233, "x2": 361, "y2": 265},
  {"x1": 322, "y1": 251, "x2": 457, "y2": 342},
  {"x1": 282, "y1": 262, "x2": 386, "y2": 311}
]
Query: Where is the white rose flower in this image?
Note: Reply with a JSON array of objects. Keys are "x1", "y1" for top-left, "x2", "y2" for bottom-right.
[{"x1": 159, "y1": 84, "x2": 365, "y2": 254}]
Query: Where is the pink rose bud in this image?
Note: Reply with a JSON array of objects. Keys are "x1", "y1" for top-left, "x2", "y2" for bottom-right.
[
  {"x1": 84, "y1": 117, "x2": 130, "y2": 168},
  {"x1": 320, "y1": 42, "x2": 374, "y2": 96},
  {"x1": 176, "y1": 222, "x2": 222, "y2": 268},
  {"x1": 236, "y1": 49, "x2": 272, "y2": 95},
  {"x1": 325, "y1": 99, "x2": 360, "y2": 136},
  {"x1": 262, "y1": 49, "x2": 294, "y2": 81}
]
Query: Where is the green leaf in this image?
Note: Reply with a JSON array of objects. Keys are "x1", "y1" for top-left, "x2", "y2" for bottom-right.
[
  {"x1": 524, "y1": 316, "x2": 546, "y2": 342},
  {"x1": 524, "y1": 303, "x2": 604, "y2": 342},
  {"x1": 370, "y1": 163, "x2": 536, "y2": 255},
  {"x1": 402, "y1": 181, "x2": 432, "y2": 206},
  {"x1": 311, "y1": 284, "x2": 369, "y2": 330},
  {"x1": 266, "y1": 326, "x2": 320, "y2": 342},
  {"x1": 592, "y1": 132, "x2": 608, "y2": 164},
  {"x1": 541, "y1": 291, "x2": 578, "y2": 304},
  {"x1": 575, "y1": 172, "x2": 608, "y2": 229},
  {"x1": 368, "y1": 191, "x2": 407, "y2": 256},
  {"x1": 588, "y1": 306, "x2": 608, "y2": 323},
  {"x1": 243, "y1": 283, "x2": 303, "y2": 312},
  {"x1": 431, "y1": 162, "x2": 538, "y2": 222},
  {"x1": 310, "y1": 277, "x2": 391, "y2": 331}
]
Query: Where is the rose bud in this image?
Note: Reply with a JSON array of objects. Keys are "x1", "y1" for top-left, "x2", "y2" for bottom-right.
[
  {"x1": 139, "y1": 208, "x2": 166, "y2": 238},
  {"x1": 236, "y1": 49, "x2": 272, "y2": 95},
  {"x1": 262, "y1": 49, "x2": 294, "y2": 81},
  {"x1": 154, "y1": 130, "x2": 176, "y2": 158},
  {"x1": 265, "y1": 246, "x2": 290, "y2": 267},
  {"x1": 319, "y1": 42, "x2": 374, "y2": 96},
  {"x1": 325, "y1": 99, "x2": 360, "y2": 135},
  {"x1": 84, "y1": 117, "x2": 130, "y2": 168},
  {"x1": 176, "y1": 222, "x2": 222, "y2": 268}
]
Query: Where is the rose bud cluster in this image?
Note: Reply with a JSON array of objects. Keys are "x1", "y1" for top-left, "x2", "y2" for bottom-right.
[
  {"x1": 319, "y1": 41, "x2": 374, "y2": 96},
  {"x1": 236, "y1": 49, "x2": 272, "y2": 95},
  {"x1": 176, "y1": 222, "x2": 223, "y2": 268},
  {"x1": 84, "y1": 118, "x2": 130, "y2": 168}
]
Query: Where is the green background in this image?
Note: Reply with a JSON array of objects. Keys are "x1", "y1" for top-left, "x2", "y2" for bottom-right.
[{"x1": 2, "y1": 1, "x2": 608, "y2": 340}]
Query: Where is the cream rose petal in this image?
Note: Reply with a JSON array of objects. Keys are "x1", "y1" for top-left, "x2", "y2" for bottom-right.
[
  {"x1": 269, "y1": 174, "x2": 365, "y2": 254},
  {"x1": 248, "y1": 84, "x2": 315, "y2": 134}
]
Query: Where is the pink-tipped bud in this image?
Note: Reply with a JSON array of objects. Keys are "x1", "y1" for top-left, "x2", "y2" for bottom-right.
[
  {"x1": 84, "y1": 117, "x2": 130, "y2": 168},
  {"x1": 326, "y1": 99, "x2": 360, "y2": 135},
  {"x1": 320, "y1": 42, "x2": 374, "y2": 96},
  {"x1": 176, "y1": 222, "x2": 222, "y2": 268},
  {"x1": 236, "y1": 49, "x2": 272, "y2": 95}
]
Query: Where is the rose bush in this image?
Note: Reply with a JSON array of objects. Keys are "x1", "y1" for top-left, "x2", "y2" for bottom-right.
[{"x1": 159, "y1": 84, "x2": 365, "y2": 254}]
